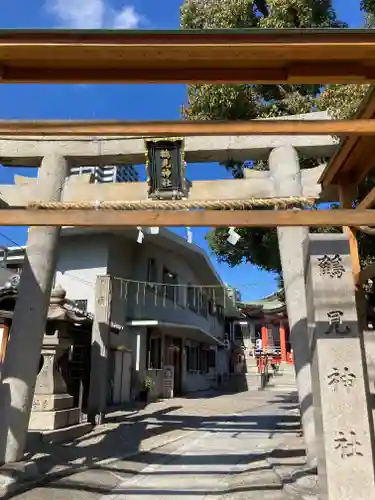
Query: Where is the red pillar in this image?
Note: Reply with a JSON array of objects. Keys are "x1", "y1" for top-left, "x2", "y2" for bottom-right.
[
  {"x1": 261, "y1": 324, "x2": 268, "y2": 351},
  {"x1": 279, "y1": 321, "x2": 287, "y2": 362}
]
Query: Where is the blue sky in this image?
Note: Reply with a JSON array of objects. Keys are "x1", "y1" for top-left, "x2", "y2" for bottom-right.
[{"x1": 0, "y1": 0, "x2": 364, "y2": 301}]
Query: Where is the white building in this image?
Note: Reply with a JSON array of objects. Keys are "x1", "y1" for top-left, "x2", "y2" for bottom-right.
[
  {"x1": 4, "y1": 227, "x2": 240, "y2": 406},
  {"x1": 69, "y1": 164, "x2": 139, "y2": 183}
]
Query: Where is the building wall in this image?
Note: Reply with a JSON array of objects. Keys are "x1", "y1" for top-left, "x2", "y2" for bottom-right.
[
  {"x1": 182, "y1": 370, "x2": 213, "y2": 392},
  {"x1": 6, "y1": 233, "x2": 230, "y2": 401},
  {"x1": 106, "y1": 236, "x2": 136, "y2": 351},
  {"x1": 124, "y1": 240, "x2": 226, "y2": 340},
  {"x1": 54, "y1": 235, "x2": 108, "y2": 313},
  {"x1": 70, "y1": 165, "x2": 139, "y2": 183},
  {"x1": 142, "y1": 332, "x2": 217, "y2": 397},
  {"x1": 66, "y1": 235, "x2": 228, "y2": 398},
  {"x1": 4, "y1": 235, "x2": 227, "y2": 343},
  {"x1": 182, "y1": 344, "x2": 216, "y2": 393}
]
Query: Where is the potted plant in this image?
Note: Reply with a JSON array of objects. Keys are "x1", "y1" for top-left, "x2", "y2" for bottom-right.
[{"x1": 139, "y1": 376, "x2": 153, "y2": 402}]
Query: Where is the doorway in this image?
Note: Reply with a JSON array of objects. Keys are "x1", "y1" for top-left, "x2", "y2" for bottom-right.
[{"x1": 164, "y1": 336, "x2": 182, "y2": 396}]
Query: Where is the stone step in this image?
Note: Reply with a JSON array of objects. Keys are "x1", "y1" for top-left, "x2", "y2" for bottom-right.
[
  {"x1": 29, "y1": 407, "x2": 80, "y2": 431},
  {"x1": 266, "y1": 385, "x2": 297, "y2": 392},
  {"x1": 29, "y1": 422, "x2": 93, "y2": 444}
]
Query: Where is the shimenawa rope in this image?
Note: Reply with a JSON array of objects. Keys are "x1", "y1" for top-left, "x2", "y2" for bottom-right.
[{"x1": 28, "y1": 196, "x2": 316, "y2": 211}]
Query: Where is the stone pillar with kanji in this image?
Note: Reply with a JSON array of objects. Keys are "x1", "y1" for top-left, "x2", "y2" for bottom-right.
[{"x1": 306, "y1": 233, "x2": 375, "y2": 499}]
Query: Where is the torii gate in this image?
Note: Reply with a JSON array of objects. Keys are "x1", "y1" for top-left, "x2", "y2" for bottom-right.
[
  {"x1": 0, "y1": 113, "x2": 334, "y2": 470},
  {"x1": 0, "y1": 28, "x2": 375, "y2": 500}
]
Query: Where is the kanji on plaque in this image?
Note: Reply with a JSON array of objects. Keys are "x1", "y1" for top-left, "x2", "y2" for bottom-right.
[
  {"x1": 324, "y1": 310, "x2": 350, "y2": 335},
  {"x1": 160, "y1": 149, "x2": 173, "y2": 188},
  {"x1": 318, "y1": 254, "x2": 346, "y2": 279},
  {"x1": 333, "y1": 431, "x2": 363, "y2": 459},
  {"x1": 327, "y1": 367, "x2": 356, "y2": 391}
]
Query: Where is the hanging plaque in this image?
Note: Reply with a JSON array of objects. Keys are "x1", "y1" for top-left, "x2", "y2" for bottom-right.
[{"x1": 145, "y1": 138, "x2": 189, "y2": 199}]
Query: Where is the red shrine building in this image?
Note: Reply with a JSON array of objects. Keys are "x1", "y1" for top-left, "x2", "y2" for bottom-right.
[{"x1": 233, "y1": 291, "x2": 293, "y2": 365}]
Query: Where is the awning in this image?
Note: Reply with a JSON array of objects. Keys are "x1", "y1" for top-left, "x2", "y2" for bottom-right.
[{"x1": 126, "y1": 319, "x2": 225, "y2": 346}]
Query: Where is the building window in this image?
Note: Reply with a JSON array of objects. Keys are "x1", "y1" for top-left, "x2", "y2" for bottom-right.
[
  {"x1": 147, "y1": 334, "x2": 162, "y2": 370},
  {"x1": 147, "y1": 258, "x2": 158, "y2": 284},
  {"x1": 73, "y1": 299, "x2": 88, "y2": 312},
  {"x1": 185, "y1": 342, "x2": 200, "y2": 372},
  {"x1": 208, "y1": 349, "x2": 216, "y2": 369},
  {"x1": 200, "y1": 349, "x2": 209, "y2": 374},
  {"x1": 216, "y1": 305, "x2": 224, "y2": 323},
  {"x1": 208, "y1": 299, "x2": 215, "y2": 315},
  {"x1": 162, "y1": 267, "x2": 178, "y2": 303},
  {"x1": 187, "y1": 285, "x2": 197, "y2": 311},
  {"x1": 200, "y1": 293, "x2": 208, "y2": 317}
]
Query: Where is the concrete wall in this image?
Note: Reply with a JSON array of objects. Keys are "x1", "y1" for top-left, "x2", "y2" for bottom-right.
[
  {"x1": 216, "y1": 349, "x2": 229, "y2": 377},
  {"x1": 147, "y1": 369, "x2": 164, "y2": 399},
  {"x1": 42, "y1": 232, "x2": 228, "y2": 400},
  {"x1": 106, "y1": 236, "x2": 136, "y2": 351},
  {"x1": 54, "y1": 235, "x2": 108, "y2": 313},
  {"x1": 125, "y1": 239, "x2": 226, "y2": 339},
  {"x1": 53, "y1": 233, "x2": 225, "y2": 343},
  {"x1": 183, "y1": 371, "x2": 213, "y2": 393}
]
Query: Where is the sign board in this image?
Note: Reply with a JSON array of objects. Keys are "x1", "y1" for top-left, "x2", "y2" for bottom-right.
[{"x1": 162, "y1": 365, "x2": 174, "y2": 399}]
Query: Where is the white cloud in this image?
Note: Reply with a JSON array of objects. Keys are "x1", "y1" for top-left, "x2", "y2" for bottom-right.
[
  {"x1": 46, "y1": 0, "x2": 143, "y2": 29},
  {"x1": 48, "y1": 0, "x2": 104, "y2": 28},
  {"x1": 112, "y1": 6, "x2": 142, "y2": 29}
]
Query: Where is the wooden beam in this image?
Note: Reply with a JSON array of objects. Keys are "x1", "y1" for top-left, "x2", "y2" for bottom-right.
[
  {"x1": 1, "y1": 208, "x2": 375, "y2": 227},
  {"x1": 3, "y1": 65, "x2": 375, "y2": 85},
  {"x1": 339, "y1": 184, "x2": 361, "y2": 279},
  {"x1": 339, "y1": 184, "x2": 367, "y2": 328},
  {"x1": 319, "y1": 87, "x2": 375, "y2": 188},
  {"x1": 1, "y1": 120, "x2": 375, "y2": 137},
  {"x1": 1, "y1": 29, "x2": 375, "y2": 84},
  {"x1": 357, "y1": 185, "x2": 375, "y2": 210}
]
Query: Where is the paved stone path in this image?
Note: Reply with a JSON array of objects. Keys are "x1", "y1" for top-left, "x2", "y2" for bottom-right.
[
  {"x1": 4, "y1": 369, "x2": 307, "y2": 499},
  {"x1": 98, "y1": 399, "x2": 302, "y2": 500}
]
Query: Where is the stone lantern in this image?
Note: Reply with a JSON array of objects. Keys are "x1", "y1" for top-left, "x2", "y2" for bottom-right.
[{"x1": 29, "y1": 285, "x2": 80, "y2": 432}]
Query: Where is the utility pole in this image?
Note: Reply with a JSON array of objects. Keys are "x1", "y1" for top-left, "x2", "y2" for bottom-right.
[{"x1": 0, "y1": 154, "x2": 68, "y2": 464}]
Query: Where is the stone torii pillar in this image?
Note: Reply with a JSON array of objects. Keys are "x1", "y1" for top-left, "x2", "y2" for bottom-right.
[
  {"x1": 0, "y1": 153, "x2": 68, "y2": 464},
  {"x1": 269, "y1": 145, "x2": 317, "y2": 467},
  {"x1": 306, "y1": 234, "x2": 375, "y2": 499}
]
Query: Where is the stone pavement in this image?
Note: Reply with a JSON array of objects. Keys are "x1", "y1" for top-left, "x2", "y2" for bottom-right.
[
  {"x1": 1, "y1": 370, "x2": 309, "y2": 499},
  {"x1": 96, "y1": 393, "x2": 304, "y2": 500}
]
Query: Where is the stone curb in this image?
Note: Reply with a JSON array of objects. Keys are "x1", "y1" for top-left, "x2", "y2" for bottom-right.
[
  {"x1": 265, "y1": 434, "x2": 319, "y2": 498},
  {"x1": 255, "y1": 395, "x2": 319, "y2": 499},
  {"x1": 280, "y1": 469, "x2": 320, "y2": 500},
  {"x1": 0, "y1": 430, "x2": 189, "y2": 499}
]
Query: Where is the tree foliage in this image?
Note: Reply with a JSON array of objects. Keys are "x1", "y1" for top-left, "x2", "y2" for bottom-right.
[
  {"x1": 181, "y1": 0, "x2": 375, "y2": 276},
  {"x1": 181, "y1": 0, "x2": 346, "y2": 124},
  {"x1": 317, "y1": 84, "x2": 369, "y2": 120}
]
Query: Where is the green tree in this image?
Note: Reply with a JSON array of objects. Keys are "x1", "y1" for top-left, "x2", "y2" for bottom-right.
[{"x1": 181, "y1": 0, "x2": 375, "y2": 276}]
